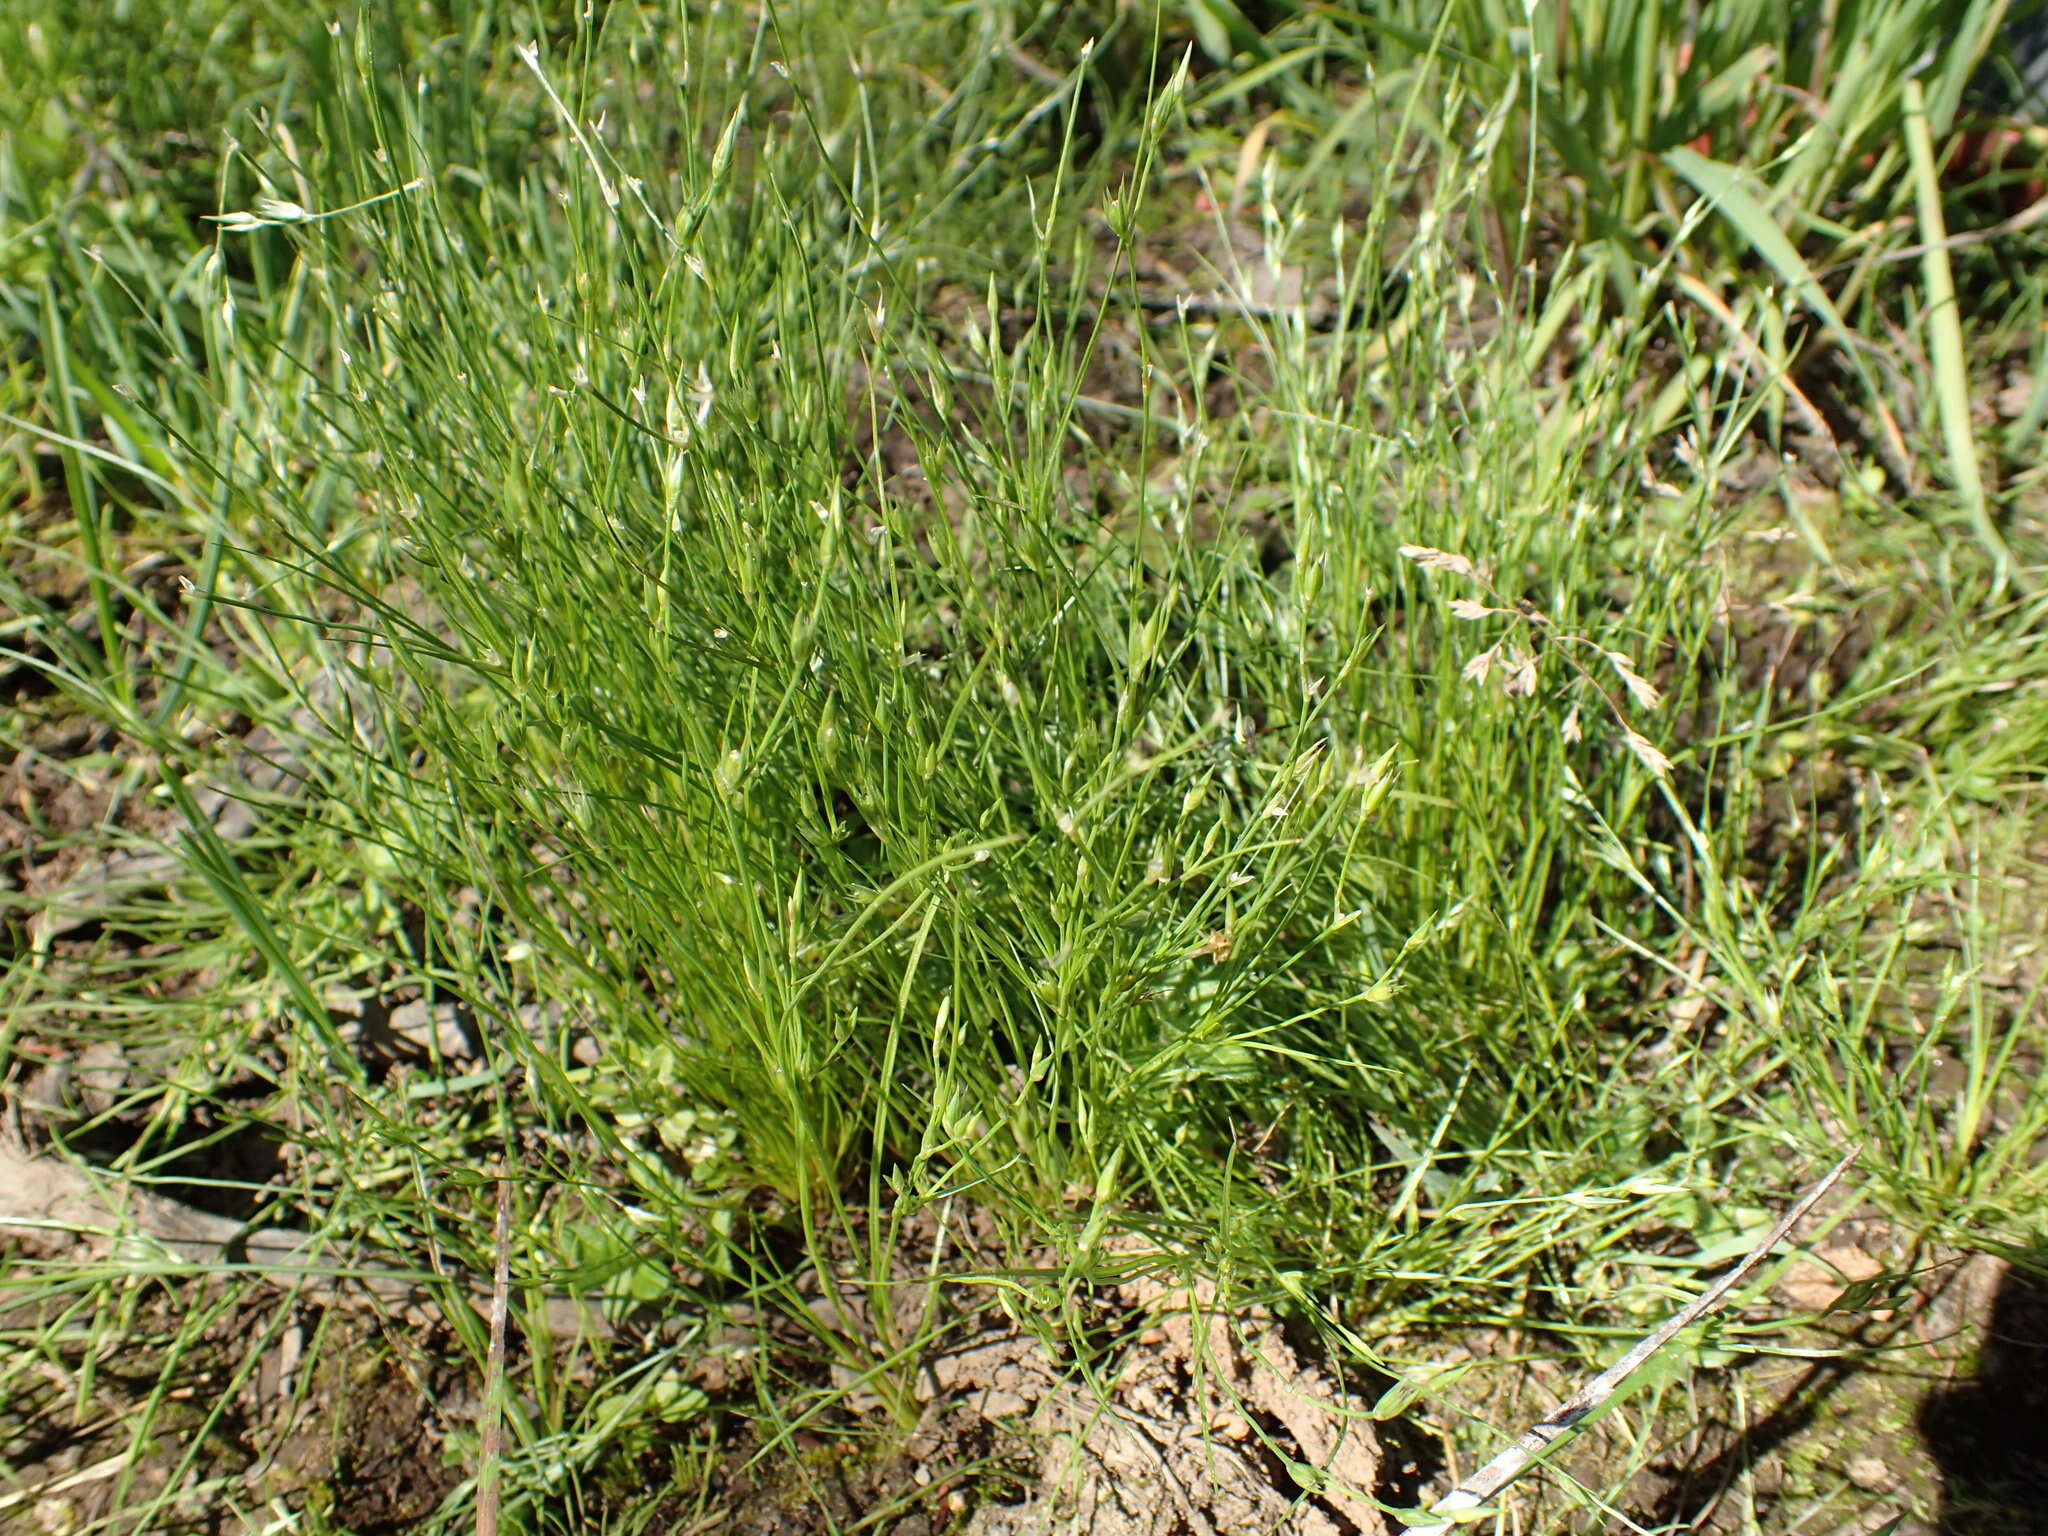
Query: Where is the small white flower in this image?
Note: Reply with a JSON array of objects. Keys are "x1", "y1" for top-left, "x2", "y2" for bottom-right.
[
  {"x1": 1398, "y1": 544, "x2": 1477, "y2": 579},
  {"x1": 1622, "y1": 729, "x2": 1672, "y2": 778},
  {"x1": 1501, "y1": 646, "x2": 1537, "y2": 698},
  {"x1": 1605, "y1": 650, "x2": 1661, "y2": 709}
]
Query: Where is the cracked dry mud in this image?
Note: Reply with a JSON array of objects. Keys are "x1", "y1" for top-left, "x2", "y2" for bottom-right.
[{"x1": 920, "y1": 1266, "x2": 1384, "y2": 1536}]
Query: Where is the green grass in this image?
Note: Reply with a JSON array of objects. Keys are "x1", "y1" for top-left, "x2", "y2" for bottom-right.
[{"x1": 4, "y1": 2, "x2": 2047, "y2": 1532}]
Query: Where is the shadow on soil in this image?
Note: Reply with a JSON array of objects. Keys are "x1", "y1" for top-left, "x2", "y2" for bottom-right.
[
  {"x1": 1920, "y1": 1253, "x2": 2048, "y2": 1536},
  {"x1": 1641, "y1": 1357, "x2": 1855, "y2": 1531}
]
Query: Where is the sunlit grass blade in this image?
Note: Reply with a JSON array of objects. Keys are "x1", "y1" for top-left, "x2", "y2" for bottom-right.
[{"x1": 1902, "y1": 76, "x2": 2015, "y2": 589}]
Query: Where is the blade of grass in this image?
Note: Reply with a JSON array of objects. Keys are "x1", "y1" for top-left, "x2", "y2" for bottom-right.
[
  {"x1": 1901, "y1": 76, "x2": 2015, "y2": 590},
  {"x1": 1663, "y1": 143, "x2": 1913, "y2": 476}
]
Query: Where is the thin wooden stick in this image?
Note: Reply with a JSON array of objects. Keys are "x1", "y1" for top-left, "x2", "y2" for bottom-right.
[
  {"x1": 1398, "y1": 1147, "x2": 1861, "y2": 1536},
  {"x1": 476, "y1": 1177, "x2": 513, "y2": 1536}
]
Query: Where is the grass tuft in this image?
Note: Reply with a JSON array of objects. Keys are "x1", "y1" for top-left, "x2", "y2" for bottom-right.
[{"x1": 3, "y1": 2, "x2": 2045, "y2": 1531}]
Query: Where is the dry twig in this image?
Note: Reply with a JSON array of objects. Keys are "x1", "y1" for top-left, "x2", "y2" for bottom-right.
[
  {"x1": 1399, "y1": 1148, "x2": 1861, "y2": 1536},
  {"x1": 476, "y1": 1176, "x2": 513, "y2": 1536}
]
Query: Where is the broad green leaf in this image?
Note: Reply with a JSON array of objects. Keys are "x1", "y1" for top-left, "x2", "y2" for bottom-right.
[{"x1": 1661, "y1": 145, "x2": 1857, "y2": 360}]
